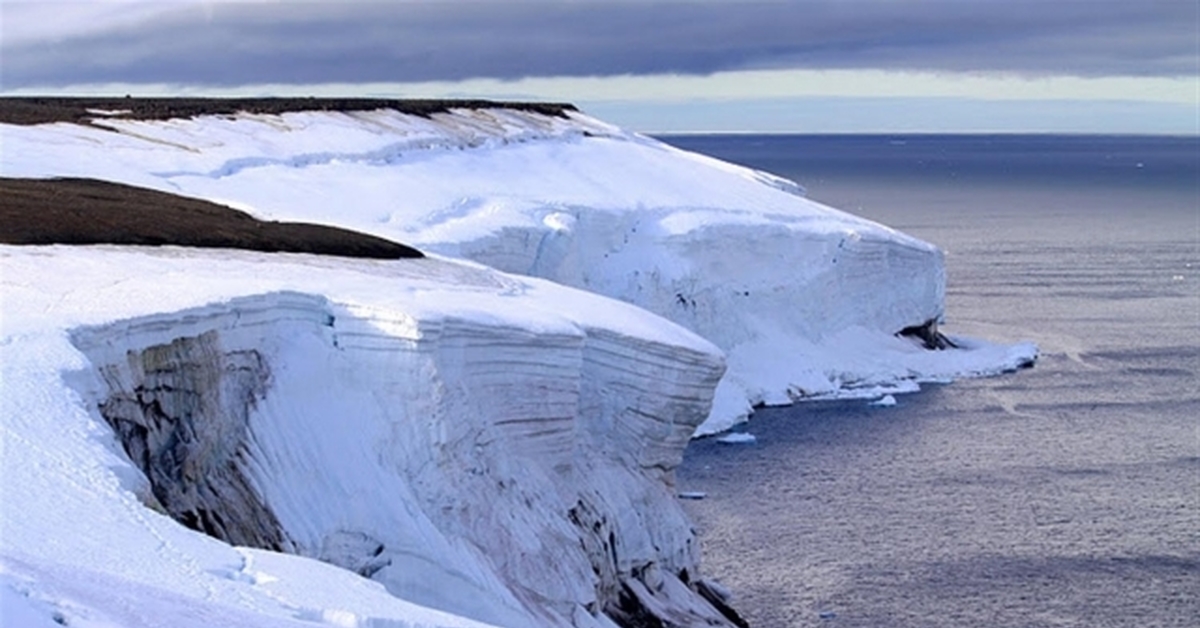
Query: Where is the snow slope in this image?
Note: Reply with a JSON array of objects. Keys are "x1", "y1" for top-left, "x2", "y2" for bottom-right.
[
  {"x1": 1, "y1": 246, "x2": 734, "y2": 627},
  {"x1": 0, "y1": 108, "x2": 1036, "y2": 434}
]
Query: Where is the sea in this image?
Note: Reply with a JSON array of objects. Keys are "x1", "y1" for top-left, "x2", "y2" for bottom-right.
[{"x1": 656, "y1": 134, "x2": 1199, "y2": 628}]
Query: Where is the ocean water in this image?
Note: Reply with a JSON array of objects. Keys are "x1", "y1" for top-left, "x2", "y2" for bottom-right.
[{"x1": 659, "y1": 135, "x2": 1199, "y2": 627}]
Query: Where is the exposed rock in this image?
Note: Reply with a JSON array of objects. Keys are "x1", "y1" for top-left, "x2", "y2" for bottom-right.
[
  {"x1": 694, "y1": 579, "x2": 750, "y2": 628},
  {"x1": 93, "y1": 330, "x2": 289, "y2": 551},
  {"x1": 0, "y1": 96, "x2": 577, "y2": 126},
  {"x1": 897, "y1": 318, "x2": 958, "y2": 350}
]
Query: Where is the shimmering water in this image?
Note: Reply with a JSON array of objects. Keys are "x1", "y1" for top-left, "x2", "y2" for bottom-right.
[{"x1": 662, "y1": 134, "x2": 1199, "y2": 627}]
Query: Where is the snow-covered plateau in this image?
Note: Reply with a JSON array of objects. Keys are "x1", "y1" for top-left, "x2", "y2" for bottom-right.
[
  {"x1": 0, "y1": 106, "x2": 1035, "y2": 435},
  {"x1": 1, "y1": 103, "x2": 1035, "y2": 627}
]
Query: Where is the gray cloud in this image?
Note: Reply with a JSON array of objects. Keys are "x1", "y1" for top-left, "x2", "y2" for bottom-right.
[{"x1": 2, "y1": 1, "x2": 1195, "y2": 89}]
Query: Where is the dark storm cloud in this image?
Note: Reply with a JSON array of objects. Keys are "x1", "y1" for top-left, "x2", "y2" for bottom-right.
[{"x1": 2, "y1": 1, "x2": 1195, "y2": 89}]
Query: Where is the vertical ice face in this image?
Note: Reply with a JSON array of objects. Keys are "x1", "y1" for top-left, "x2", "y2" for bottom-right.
[
  {"x1": 0, "y1": 107, "x2": 955, "y2": 433},
  {"x1": 1, "y1": 102, "x2": 1030, "y2": 625},
  {"x1": 67, "y1": 287, "x2": 735, "y2": 627},
  {"x1": 92, "y1": 330, "x2": 288, "y2": 551}
]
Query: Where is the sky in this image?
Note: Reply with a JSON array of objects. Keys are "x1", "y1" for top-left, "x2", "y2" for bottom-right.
[{"x1": 1, "y1": 0, "x2": 1197, "y2": 134}]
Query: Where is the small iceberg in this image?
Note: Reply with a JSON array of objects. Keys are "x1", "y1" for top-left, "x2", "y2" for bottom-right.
[{"x1": 869, "y1": 394, "x2": 897, "y2": 407}]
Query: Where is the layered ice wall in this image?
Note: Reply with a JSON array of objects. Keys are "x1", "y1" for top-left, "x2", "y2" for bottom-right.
[
  {"x1": 2, "y1": 248, "x2": 734, "y2": 627},
  {"x1": 1, "y1": 108, "x2": 1034, "y2": 434}
]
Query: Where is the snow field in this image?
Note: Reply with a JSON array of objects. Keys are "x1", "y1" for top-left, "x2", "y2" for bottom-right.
[
  {"x1": 0, "y1": 107, "x2": 1033, "y2": 433},
  {"x1": 2, "y1": 246, "x2": 729, "y2": 626},
  {"x1": 0, "y1": 105, "x2": 1036, "y2": 626}
]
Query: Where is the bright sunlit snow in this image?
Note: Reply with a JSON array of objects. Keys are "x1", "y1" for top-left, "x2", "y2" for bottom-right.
[
  {"x1": 1, "y1": 105, "x2": 1034, "y2": 627},
  {"x1": 1, "y1": 246, "x2": 729, "y2": 627},
  {"x1": 0, "y1": 107, "x2": 1035, "y2": 435}
]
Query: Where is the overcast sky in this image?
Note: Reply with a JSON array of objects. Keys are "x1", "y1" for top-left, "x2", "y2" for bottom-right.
[{"x1": 2, "y1": 1, "x2": 1196, "y2": 133}]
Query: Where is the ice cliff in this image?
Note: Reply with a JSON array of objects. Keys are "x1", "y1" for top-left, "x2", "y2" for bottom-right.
[
  {"x1": 2, "y1": 248, "x2": 738, "y2": 627},
  {"x1": 1, "y1": 102, "x2": 1035, "y2": 627},
  {"x1": 1, "y1": 105, "x2": 1034, "y2": 435}
]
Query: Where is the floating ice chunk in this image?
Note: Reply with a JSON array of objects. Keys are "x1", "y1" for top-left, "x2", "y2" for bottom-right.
[
  {"x1": 716, "y1": 432, "x2": 757, "y2": 444},
  {"x1": 869, "y1": 394, "x2": 898, "y2": 407}
]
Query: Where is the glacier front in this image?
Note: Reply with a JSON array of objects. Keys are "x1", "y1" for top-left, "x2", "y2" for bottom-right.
[
  {"x1": 1, "y1": 247, "x2": 739, "y2": 627},
  {"x1": 0, "y1": 104, "x2": 1036, "y2": 434},
  {"x1": 0, "y1": 100, "x2": 1036, "y2": 627}
]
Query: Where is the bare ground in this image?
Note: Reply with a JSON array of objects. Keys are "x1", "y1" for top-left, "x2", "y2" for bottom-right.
[
  {"x1": 0, "y1": 96, "x2": 576, "y2": 126},
  {"x1": 0, "y1": 177, "x2": 423, "y2": 260}
]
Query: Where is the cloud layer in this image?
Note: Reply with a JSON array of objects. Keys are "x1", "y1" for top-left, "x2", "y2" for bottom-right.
[{"x1": 3, "y1": 1, "x2": 1195, "y2": 90}]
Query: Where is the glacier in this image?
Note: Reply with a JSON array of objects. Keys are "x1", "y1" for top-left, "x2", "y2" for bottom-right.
[
  {"x1": 1, "y1": 102, "x2": 1035, "y2": 627},
  {"x1": 2, "y1": 247, "x2": 736, "y2": 627},
  {"x1": 0, "y1": 106, "x2": 1036, "y2": 435}
]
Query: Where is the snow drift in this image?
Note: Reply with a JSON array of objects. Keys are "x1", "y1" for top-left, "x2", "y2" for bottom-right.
[{"x1": 0, "y1": 105, "x2": 1036, "y2": 434}]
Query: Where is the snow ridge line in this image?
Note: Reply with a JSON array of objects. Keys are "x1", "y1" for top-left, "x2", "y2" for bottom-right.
[{"x1": 147, "y1": 132, "x2": 591, "y2": 181}]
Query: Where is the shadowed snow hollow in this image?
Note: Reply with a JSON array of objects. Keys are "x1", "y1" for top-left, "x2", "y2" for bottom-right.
[
  {"x1": 2, "y1": 248, "x2": 737, "y2": 627},
  {"x1": 1, "y1": 107, "x2": 1036, "y2": 434}
]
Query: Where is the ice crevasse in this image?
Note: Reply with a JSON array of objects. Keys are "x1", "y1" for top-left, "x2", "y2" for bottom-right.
[{"x1": 0, "y1": 106, "x2": 1036, "y2": 435}]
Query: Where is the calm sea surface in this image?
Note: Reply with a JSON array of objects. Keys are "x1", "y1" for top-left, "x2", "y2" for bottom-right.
[{"x1": 658, "y1": 135, "x2": 1199, "y2": 627}]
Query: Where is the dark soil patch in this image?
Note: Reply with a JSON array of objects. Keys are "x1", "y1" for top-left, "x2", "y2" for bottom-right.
[
  {"x1": 0, "y1": 177, "x2": 423, "y2": 260},
  {"x1": 0, "y1": 96, "x2": 577, "y2": 126}
]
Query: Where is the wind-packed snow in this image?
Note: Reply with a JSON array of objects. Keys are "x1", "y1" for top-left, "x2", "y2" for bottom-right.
[
  {"x1": 1, "y1": 246, "x2": 729, "y2": 627},
  {"x1": 0, "y1": 107, "x2": 1036, "y2": 435}
]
